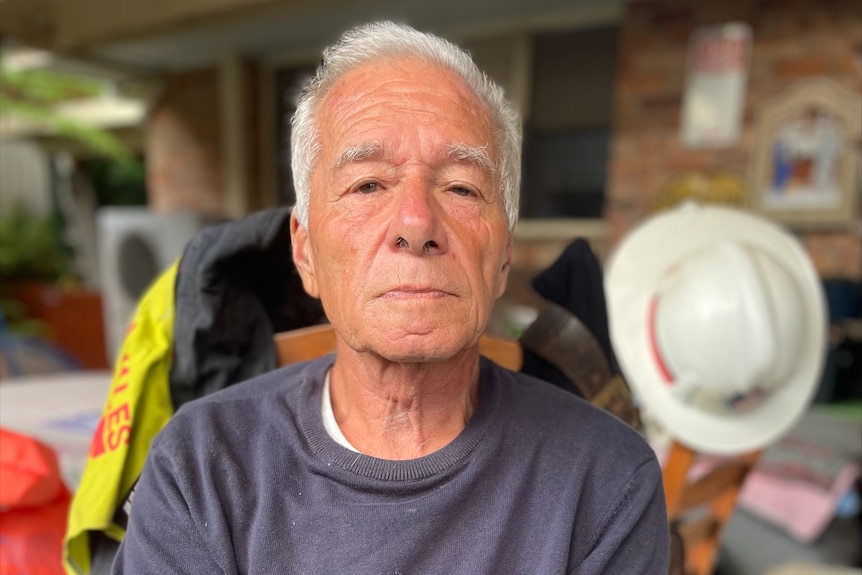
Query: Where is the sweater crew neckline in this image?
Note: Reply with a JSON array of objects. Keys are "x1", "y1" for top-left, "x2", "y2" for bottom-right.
[{"x1": 296, "y1": 356, "x2": 501, "y2": 482}]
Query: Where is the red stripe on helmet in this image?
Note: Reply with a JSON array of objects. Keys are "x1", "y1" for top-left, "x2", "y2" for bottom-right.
[{"x1": 647, "y1": 296, "x2": 674, "y2": 385}]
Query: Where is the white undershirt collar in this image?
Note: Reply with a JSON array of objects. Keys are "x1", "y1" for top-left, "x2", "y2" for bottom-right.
[{"x1": 321, "y1": 369, "x2": 359, "y2": 452}]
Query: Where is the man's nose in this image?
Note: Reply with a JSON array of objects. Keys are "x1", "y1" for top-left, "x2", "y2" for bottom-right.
[{"x1": 390, "y1": 183, "x2": 448, "y2": 255}]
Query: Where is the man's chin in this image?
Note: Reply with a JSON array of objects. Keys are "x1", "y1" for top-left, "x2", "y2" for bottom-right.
[
  {"x1": 358, "y1": 331, "x2": 479, "y2": 364},
  {"x1": 375, "y1": 349, "x2": 461, "y2": 364}
]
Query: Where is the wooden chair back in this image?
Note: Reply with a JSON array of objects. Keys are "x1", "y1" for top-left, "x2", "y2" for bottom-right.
[
  {"x1": 661, "y1": 441, "x2": 761, "y2": 575},
  {"x1": 274, "y1": 323, "x2": 522, "y2": 370}
]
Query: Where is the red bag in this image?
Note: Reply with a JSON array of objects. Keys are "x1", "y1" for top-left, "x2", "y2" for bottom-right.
[{"x1": 0, "y1": 427, "x2": 70, "y2": 575}]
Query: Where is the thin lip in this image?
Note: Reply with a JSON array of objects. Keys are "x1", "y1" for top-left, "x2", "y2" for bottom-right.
[{"x1": 377, "y1": 286, "x2": 456, "y2": 298}]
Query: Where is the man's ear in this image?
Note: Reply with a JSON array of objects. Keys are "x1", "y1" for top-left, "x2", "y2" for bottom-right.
[{"x1": 290, "y1": 212, "x2": 320, "y2": 298}]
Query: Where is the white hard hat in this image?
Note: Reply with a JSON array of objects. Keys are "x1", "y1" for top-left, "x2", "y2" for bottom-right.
[{"x1": 605, "y1": 203, "x2": 827, "y2": 455}]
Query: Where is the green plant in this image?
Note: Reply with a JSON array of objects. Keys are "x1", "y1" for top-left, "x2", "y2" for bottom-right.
[
  {"x1": 81, "y1": 156, "x2": 148, "y2": 206},
  {"x1": 0, "y1": 51, "x2": 135, "y2": 166},
  {"x1": 0, "y1": 200, "x2": 68, "y2": 281}
]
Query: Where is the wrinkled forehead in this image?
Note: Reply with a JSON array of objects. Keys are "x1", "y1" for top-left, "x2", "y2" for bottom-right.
[{"x1": 316, "y1": 56, "x2": 497, "y2": 150}]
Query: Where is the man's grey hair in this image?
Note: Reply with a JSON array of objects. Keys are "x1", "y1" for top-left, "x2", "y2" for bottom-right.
[{"x1": 290, "y1": 21, "x2": 522, "y2": 231}]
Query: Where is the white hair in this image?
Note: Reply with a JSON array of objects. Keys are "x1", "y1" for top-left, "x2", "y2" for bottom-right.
[{"x1": 290, "y1": 21, "x2": 521, "y2": 231}]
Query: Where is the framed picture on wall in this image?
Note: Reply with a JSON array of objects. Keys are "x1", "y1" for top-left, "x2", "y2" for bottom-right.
[{"x1": 750, "y1": 77, "x2": 861, "y2": 229}]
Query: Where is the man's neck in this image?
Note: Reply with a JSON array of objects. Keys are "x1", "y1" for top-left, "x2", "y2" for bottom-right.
[{"x1": 329, "y1": 344, "x2": 481, "y2": 460}]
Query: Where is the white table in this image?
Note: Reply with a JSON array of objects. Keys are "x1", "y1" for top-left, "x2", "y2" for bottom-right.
[{"x1": 0, "y1": 370, "x2": 113, "y2": 489}]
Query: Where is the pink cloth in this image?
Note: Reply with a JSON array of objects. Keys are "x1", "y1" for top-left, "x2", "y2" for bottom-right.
[
  {"x1": 737, "y1": 460, "x2": 861, "y2": 543},
  {"x1": 654, "y1": 443, "x2": 861, "y2": 544}
]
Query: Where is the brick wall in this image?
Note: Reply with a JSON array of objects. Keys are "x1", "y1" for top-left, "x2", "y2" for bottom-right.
[
  {"x1": 607, "y1": 0, "x2": 861, "y2": 280},
  {"x1": 146, "y1": 68, "x2": 225, "y2": 216}
]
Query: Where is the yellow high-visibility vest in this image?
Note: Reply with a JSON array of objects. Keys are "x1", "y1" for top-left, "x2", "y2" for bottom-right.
[{"x1": 64, "y1": 262, "x2": 178, "y2": 575}]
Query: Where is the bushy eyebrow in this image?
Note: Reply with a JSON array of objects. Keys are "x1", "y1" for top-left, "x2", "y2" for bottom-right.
[
  {"x1": 445, "y1": 143, "x2": 496, "y2": 175},
  {"x1": 332, "y1": 141, "x2": 495, "y2": 175},
  {"x1": 333, "y1": 142, "x2": 388, "y2": 170}
]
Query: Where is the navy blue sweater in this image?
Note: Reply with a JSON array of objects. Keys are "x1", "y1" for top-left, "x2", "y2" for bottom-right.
[{"x1": 113, "y1": 356, "x2": 668, "y2": 574}]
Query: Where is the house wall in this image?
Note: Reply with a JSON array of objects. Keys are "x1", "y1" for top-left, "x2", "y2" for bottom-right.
[
  {"x1": 140, "y1": 0, "x2": 861, "y2": 281},
  {"x1": 606, "y1": 0, "x2": 861, "y2": 280},
  {"x1": 145, "y1": 60, "x2": 264, "y2": 217},
  {"x1": 145, "y1": 68, "x2": 225, "y2": 215}
]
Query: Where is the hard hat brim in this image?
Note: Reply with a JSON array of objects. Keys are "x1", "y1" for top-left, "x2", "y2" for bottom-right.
[{"x1": 605, "y1": 204, "x2": 827, "y2": 455}]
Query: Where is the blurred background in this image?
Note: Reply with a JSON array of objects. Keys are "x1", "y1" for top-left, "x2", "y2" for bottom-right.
[{"x1": 0, "y1": 0, "x2": 859, "y2": 574}]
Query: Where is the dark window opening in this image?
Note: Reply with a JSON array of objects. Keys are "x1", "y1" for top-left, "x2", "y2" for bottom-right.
[{"x1": 521, "y1": 26, "x2": 619, "y2": 219}]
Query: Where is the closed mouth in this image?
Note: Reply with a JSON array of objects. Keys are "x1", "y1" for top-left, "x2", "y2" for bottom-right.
[{"x1": 379, "y1": 287, "x2": 453, "y2": 300}]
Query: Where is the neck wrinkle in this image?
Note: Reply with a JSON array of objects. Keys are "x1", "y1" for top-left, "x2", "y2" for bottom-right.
[{"x1": 329, "y1": 342, "x2": 481, "y2": 460}]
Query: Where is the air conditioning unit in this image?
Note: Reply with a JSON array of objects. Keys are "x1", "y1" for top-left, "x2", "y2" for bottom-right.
[{"x1": 97, "y1": 207, "x2": 204, "y2": 364}]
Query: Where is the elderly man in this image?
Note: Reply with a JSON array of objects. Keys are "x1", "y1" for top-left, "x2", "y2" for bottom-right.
[{"x1": 113, "y1": 21, "x2": 668, "y2": 574}]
